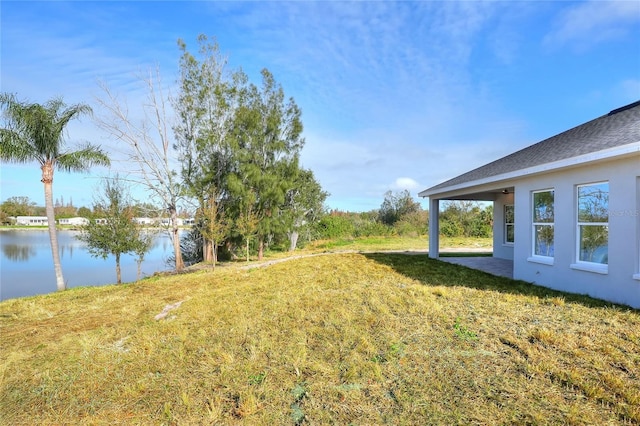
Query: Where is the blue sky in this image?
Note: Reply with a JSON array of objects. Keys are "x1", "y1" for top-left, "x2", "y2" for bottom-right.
[{"x1": 1, "y1": 1, "x2": 639, "y2": 212}]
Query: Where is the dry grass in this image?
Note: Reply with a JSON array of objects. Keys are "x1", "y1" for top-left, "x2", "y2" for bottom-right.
[{"x1": 1, "y1": 252, "x2": 639, "y2": 425}]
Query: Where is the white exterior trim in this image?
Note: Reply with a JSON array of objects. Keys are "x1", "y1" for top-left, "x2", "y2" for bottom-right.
[
  {"x1": 429, "y1": 198, "x2": 439, "y2": 259},
  {"x1": 570, "y1": 262, "x2": 608, "y2": 275},
  {"x1": 420, "y1": 142, "x2": 640, "y2": 199},
  {"x1": 527, "y1": 256, "x2": 554, "y2": 266}
]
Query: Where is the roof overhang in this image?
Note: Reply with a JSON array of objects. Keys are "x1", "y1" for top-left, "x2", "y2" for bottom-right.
[{"x1": 419, "y1": 141, "x2": 640, "y2": 200}]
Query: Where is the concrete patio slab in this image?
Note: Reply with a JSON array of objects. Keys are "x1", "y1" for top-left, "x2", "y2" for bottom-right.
[{"x1": 438, "y1": 256, "x2": 514, "y2": 279}]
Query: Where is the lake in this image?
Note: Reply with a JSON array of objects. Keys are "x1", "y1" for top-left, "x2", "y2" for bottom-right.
[{"x1": 0, "y1": 229, "x2": 179, "y2": 301}]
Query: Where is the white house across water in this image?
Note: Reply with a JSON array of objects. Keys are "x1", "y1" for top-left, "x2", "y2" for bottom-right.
[
  {"x1": 58, "y1": 217, "x2": 90, "y2": 226},
  {"x1": 420, "y1": 101, "x2": 640, "y2": 308},
  {"x1": 15, "y1": 216, "x2": 49, "y2": 226}
]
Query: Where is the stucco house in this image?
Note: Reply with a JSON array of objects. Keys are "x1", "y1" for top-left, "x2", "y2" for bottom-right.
[
  {"x1": 15, "y1": 216, "x2": 49, "y2": 226},
  {"x1": 58, "y1": 217, "x2": 90, "y2": 226},
  {"x1": 419, "y1": 100, "x2": 640, "y2": 308},
  {"x1": 133, "y1": 217, "x2": 156, "y2": 225}
]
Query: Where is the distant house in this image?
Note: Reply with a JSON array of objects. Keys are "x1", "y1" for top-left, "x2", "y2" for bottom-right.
[
  {"x1": 15, "y1": 216, "x2": 49, "y2": 226},
  {"x1": 419, "y1": 101, "x2": 640, "y2": 308},
  {"x1": 58, "y1": 217, "x2": 89, "y2": 226},
  {"x1": 133, "y1": 217, "x2": 156, "y2": 225},
  {"x1": 158, "y1": 218, "x2": 195, "y2": 227}
]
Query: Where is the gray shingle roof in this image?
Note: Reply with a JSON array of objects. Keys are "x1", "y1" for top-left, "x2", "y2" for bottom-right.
[{"x1": 421, "y1": 100, "x2": 640, "y2": 195}]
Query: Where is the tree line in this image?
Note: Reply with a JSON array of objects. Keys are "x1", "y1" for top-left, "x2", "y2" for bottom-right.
[
  {"x1": 313, "y1": 192, "x2": 492, "y2": 240},
  {"x1": 1, "y1": 190, "x2": 493, "y2": 241}
]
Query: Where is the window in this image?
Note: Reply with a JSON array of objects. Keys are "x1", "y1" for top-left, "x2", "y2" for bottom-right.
[
  {"x1": 532, "y1": 190, "x2": 554, "y2": 257},
  {"x1": 504, "y1": 204, "x2": 514, "y2": 244},
  {"x1": 577, "y1": 182, "x2": 608, "y2": 265}
]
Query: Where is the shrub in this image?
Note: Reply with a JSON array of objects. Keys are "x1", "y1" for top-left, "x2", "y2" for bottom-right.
[
  {"x1": 354, "y1": 220, "x2": 392, "y2": 237},
  {"x1": 440, "y1": 219, "x2": 463, "y2": 237},
  {"x1": 394, "y1": 219, "x2": 420, "y2": 237},
  {"x1": 316, "y1": 215, "x2": 355, "y2": 239}
]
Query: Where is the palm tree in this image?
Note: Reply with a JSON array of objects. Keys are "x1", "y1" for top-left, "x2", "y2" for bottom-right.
[{"x1": 0, "y1": 94, "x2": 110, "y2": 291}]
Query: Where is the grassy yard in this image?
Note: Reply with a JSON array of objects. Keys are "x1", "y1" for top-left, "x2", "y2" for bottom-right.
[
  {"x1": 1, "y1": 249, "x2": 639, "y2": 425},
  {"x1": 303, "y1": 235, "x2": 491, "y2": 253}
]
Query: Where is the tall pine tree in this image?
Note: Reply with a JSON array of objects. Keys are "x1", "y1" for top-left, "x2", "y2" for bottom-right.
[{"x1": 227, "y1": 69, "x2": 304, "y2": 259}]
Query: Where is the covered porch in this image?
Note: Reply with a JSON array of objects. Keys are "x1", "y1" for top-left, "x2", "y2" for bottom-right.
[{"x1": 423, "y1": 184, "x2": 516, "y2": 279}]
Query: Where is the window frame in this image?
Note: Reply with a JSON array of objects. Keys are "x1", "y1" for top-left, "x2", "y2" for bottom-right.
[
  {"x1": 571, "y1": 181, "x2": 609, "y2": 274},
  {"x1": 530, "y1": 189, "x2": 555, "y2": 263},
  {"x1": 504, "y1": 204, "x2": 514, "y2": 245}
]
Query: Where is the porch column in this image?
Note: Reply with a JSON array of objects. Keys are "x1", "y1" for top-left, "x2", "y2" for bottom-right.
[{"x1": 429, "y1": 198, "x2": 439, "y2": 259}]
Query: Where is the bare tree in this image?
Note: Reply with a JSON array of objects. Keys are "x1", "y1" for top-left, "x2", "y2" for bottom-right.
[{"x1": 94, "y1": 69, "x2": 184, "y2": 271}]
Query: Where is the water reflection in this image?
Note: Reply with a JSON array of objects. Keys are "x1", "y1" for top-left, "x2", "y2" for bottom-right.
[
  {"x1": 0, "y1": 230, "x2": 177, "y2": 301},
  {"x1": 1, "y1": 230, "x2": 81, "y2": 263},
  {"x1": 60, "y1": 243, "x2": 76, "y2": 260},
  {"x1": 2, "y1": 244, "x2": 37, "y2": 261}
]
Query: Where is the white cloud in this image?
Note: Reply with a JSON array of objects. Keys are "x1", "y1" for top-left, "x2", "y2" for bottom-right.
[
  {"x1": 391, "y1": 177, "x2": 420, "y2": 191},
  {"x1": 544, "y1": 1, "x2": 640, "y2": 49}
]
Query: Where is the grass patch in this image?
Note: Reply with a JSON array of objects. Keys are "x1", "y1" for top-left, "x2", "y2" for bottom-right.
[
  {"x1": 1, "y1": 252, "x2": 639, "y2": 425},
  {"x1": 307, "y1": 235, "x2": 428, "y2": 251},
  {"x1": 301, "y1": 235, "x2": 491, "y2": 253}
]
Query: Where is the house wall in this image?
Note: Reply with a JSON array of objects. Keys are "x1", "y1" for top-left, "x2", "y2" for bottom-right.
[
  {"x1": 15, "y1": 216, "x2": 49, "y2": 226},
  {"x1": 636, "y1": 176, "x2": 640, "y2": 280},
  {"x1": 59, "y1": 217, "x2": 89, "y2": 226},
  {"x1": 493, "y1": 192, "x2": 515, "y2": 260},
  {"x1": 512, "y1": 155, "x2": 640, "y2": 308}
]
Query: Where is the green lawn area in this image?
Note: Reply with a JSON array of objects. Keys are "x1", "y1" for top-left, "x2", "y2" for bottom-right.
[
  {"x1": 304, "y1": 235, "x2": 491, "y2": 253},
  {"x1": 1, "y1": 246, "x2": 638, "y2": 425}
]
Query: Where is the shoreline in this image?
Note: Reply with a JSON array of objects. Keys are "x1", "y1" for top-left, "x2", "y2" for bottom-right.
[{"x1": 0, "y1": 226, "x2": 191, "y2": 232}]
